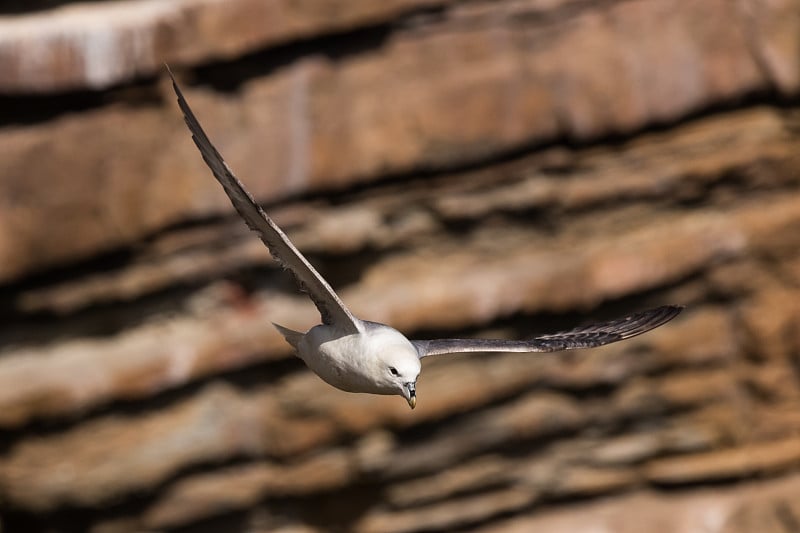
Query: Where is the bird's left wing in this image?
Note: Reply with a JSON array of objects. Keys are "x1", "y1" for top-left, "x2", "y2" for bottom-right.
[
  {"x1": 168, "y1": 68, "x2": 362, "y2": 335},
  {"x1": 412, "y1": 305, "x2": 682, "y2": 358}
]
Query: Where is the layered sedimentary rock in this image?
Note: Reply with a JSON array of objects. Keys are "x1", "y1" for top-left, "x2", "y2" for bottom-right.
[{"x1": 2, "y1": 0, "x2": 800, "y2": 532}]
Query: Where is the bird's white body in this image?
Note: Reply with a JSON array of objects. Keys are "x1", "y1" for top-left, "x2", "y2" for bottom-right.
[{"x1": 289, "y1": 322, "x2": 421, "y2": 397}]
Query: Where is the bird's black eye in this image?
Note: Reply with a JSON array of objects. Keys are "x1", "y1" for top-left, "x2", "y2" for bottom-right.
[{"x1": 389, "y1": 367, "x2": 399, "y2": 376}]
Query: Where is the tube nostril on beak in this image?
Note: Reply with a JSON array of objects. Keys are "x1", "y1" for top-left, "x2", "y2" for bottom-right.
[{"x1": 404, "y1": 382, "x2": 417, "y2": 409}]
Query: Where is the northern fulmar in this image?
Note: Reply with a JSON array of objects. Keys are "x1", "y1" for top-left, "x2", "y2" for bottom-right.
[{"x1": 168, "y1": 68, "x2": 682, "y2": 410}]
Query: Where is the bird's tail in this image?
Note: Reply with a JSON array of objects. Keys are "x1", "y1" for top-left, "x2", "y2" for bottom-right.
[{"x1": 272, "y1": 323, "x2": 304, "y2": 349}]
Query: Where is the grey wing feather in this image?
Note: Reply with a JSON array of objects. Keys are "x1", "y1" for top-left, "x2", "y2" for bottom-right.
[
  {"x1": 412, "y1": 305, "x2": 682, "y2": 358},
  {"x1": 168, "y1": 68, "x2": 362, "y2": 334}
]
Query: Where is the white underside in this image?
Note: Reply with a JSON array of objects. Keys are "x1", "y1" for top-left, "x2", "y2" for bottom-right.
[{"x1": 294, "y1": 322, "x2": 420, "y2": 394}]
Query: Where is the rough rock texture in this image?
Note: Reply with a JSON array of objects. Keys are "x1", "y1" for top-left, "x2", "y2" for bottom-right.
[
  {"x1": 2, "y1": 1, "x2": 800, "y2": 532},
  {"x1": 0, "y1": 0, "x2": 448, "y2": 92},
  {"x1": 3, "y1": 0, "x2": 800, "y2": 282}
]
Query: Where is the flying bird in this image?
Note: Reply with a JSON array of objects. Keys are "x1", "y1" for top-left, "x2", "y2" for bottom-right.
[{"x1": 168, "y1": 69, "x2": 682, "y2": 410}]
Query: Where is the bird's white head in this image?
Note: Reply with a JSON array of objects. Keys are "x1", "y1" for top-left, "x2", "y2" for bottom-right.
[
  {"x1": 363, "y1": 324, "x2": 421, "y2": 408},
  {"x1": 378, "y1": 348, "x2": 421, "y2": 409}
]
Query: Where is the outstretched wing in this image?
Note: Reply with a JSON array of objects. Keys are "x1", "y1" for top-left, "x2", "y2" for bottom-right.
[
  {"x1": 168, "y1": 68, "x2": 362, "y2": 334},
  {"x1": 412, "y1": 305, "x2": 682, "y2": 358}
]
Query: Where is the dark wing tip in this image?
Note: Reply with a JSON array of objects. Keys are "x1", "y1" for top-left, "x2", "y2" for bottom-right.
[
  {"x1": 166, "y1": 65, "x2": 230, "y2": 185},
  {"x1": 618, "y1": 304, "x2": 683, "y2": 339},
  {"x1": 165, "y1": 64, "x2": 181, "y2": 96},
  {"x1": 529, "y1": 303, "x2": 684, "y2": 351}
]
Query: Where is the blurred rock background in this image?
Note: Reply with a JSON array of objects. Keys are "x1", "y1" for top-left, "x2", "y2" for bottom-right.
[{"x1": 1, "y1": 0, "x2": 800, "y2": 532}]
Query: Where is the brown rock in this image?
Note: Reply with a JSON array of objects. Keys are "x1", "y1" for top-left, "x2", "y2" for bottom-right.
[
  {"x1": 721, "y1": 497, "x2": 800, "y2": 533},
  {"x1": 0, "y1": 383, "x2": 338, "y2": 510},
  {"x1": 588, "y1": 424, "x2": 719, "y2": 467},
  {"x1": 3, "y1": 0, "x2": 800, "y2": 530},
  {"x1": 385, "y1": 456, "x2": 512, "y2": 508},
  {"x1": 4, "y1": 200, "x2": 728, "y2": 429},
  {"x1": 642, "y1": 308, "x2": 737, "y2": 371},
  {"x1": 3, "y1": 0, "x2": 799, "y2": 281},
  {"x1": 15, "y1": 106, "x2": 795, "y2": 316},
  {"x1": 3, "y1": 176, "x2": 797, "y2": 432},
  {"x1": 0, "y1": 0, "x2": 448, "y2": 92},
  {"x1": 477, "y1": 473, "x2": 800, "y2": 533},
  {"x1": 744, "y1": 402, "x2": 800, "y2": 441},
  {"x1": 612, "y1": 369, "x2": 738, "y2": 419},
  {"x1": 645, "y1": 437, "x2": 800, "y2": 485},
  {"x1": 0, "y1": 290, "x2": 304, "y2": 428},
  {"x1": 356, "y1": 487, "x2": 536, "y2": 533},
  {"x1": 539, "y1": 465, "x2": 638, "y2": 499},
  {"x1": 379, "y1": 392, "x2": 586, "y2": 478},
  {"x1": 143, "y1": 451, "x2": 353, "y2": 529},
  {"x1": 738, "y1": 289, "x2": 800, "y2": 361}
]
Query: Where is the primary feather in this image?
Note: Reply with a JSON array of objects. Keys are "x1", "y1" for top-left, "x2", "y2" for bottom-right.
[
  {"x1": 412, "y1": 305, "x2": 682, "y2": 358},
  {"x1": 168, "y1": 68, "x2": 362, "y2": 335}
]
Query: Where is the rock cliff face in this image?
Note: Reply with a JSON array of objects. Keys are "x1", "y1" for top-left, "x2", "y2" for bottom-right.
[{"x1": 2, "y1": 1, "x2": 800, "y2": 532}]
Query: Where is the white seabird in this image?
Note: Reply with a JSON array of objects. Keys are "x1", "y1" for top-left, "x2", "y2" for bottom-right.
[{"x1": 168, "y1": 69, "x2": 682, "y2": 410}]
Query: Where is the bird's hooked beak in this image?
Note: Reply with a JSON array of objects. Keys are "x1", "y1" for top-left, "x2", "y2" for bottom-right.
[{"x1": 405, "y1": 382, "x2": 417, "y2": 409}]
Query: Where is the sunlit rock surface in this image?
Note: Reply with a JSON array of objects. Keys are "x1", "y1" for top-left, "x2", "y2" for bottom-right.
[{"x1": 2, "y1": 1, "x2": 800, "y2": 532}]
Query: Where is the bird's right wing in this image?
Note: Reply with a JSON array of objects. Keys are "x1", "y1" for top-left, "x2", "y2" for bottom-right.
[
  {"x1": 412, "y1": 305, "x2": 682, "y2": 358},
  {"x1": 168, "y1": 68, "x2": 362, "y2": 334}
]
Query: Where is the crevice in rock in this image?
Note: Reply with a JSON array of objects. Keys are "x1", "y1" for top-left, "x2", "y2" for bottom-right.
[
  {"x1": 187, "y1": 24, "x2": 395, "y2": 93},
  {"x1": 0, "y1": 283, "x2": 197, "y2": 348},
  {"x1": 0, "y1": 76, "x2": 162, "y2": 127},
  {"x1": 0, "y1": 452, "x2": 296, "y2": 533},
  {"x1": 0, "y1": 0, "x2": 116, "y2": 15},
  {"x1": 0, "y1": 355, "x2": 305, "y2": 457},
  {"x1": 648, "y1": 473, "x2": 774, "y2": 491}
]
